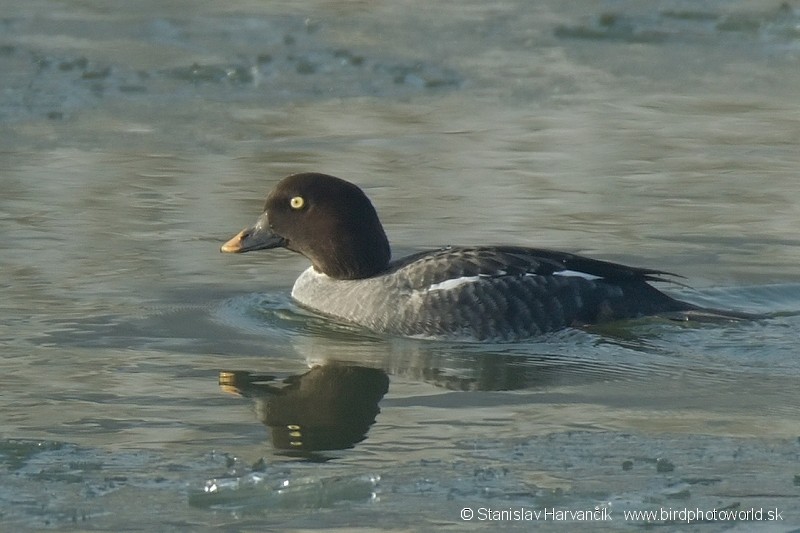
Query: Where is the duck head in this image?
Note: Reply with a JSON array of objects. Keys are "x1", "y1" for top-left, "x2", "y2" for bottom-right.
[{"x1": 221, "y1": 173, "x2": 391, "y2": 280}]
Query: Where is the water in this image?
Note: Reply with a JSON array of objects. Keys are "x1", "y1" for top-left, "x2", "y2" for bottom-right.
[{"x1": 2, "y1": 0, "x2": 800, "y2": 530}]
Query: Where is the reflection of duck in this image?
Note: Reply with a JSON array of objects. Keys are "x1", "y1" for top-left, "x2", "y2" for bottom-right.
[
  {"x1": 221, "y1": 173, "x2": 753, "y2": 341},
  {"x1": 220, "y1": 364, "x2": 389, "y2": 454}
]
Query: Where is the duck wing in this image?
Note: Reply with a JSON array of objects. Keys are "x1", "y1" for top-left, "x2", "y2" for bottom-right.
[{"x1": 390, "y1": 245, "x2": 681, "y2": 291}]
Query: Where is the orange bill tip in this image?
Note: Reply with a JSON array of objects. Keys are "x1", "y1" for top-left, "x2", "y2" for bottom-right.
[{"x1": 220, "y1": 229, "x2": 247, "y2": 253}]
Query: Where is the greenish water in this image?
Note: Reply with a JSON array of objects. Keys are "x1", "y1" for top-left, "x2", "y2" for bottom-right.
[{"x1": 1, "y1": 0, "x2": 799, "y2": 530}]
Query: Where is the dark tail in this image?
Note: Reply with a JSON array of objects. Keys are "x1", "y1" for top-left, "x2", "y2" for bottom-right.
[{"x1": 633, "y1": 281, "x2": 766, "y2": 323}]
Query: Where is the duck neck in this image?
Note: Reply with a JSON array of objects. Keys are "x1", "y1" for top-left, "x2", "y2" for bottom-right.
[{"x1": 311, "y1": 229, "x2": 391, "y2": 280}]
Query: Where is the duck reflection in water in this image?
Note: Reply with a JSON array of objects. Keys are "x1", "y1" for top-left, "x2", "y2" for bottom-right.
[{"x1": 220, "y1": 363, "x2": 389, "y2": 456}]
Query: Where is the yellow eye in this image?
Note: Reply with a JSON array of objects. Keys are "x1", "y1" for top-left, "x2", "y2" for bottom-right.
[{"x1": 290, "y1": 196, "x2": 305, "y2": 210}]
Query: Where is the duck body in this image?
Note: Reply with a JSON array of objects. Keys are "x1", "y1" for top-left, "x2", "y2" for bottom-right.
[
  {"x1": 221, "y1": 173, "x2": 735, "y2": 342},
  {"x1": 290, "y1": 246, "x2": 695, "y2": 341}
]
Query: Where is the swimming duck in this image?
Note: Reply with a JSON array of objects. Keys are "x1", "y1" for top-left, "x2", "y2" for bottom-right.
[{"x1": 222, "y1": 172, "x2": 740, "y2": 341}]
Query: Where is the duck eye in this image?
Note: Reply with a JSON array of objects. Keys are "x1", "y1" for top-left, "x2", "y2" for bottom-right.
[{"x1": 289, "y1": 196, "x2": 305, "y2": 210}]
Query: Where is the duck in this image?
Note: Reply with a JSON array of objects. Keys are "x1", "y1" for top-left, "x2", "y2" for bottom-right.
[{"x1": 221, "y1": 172, "x2": 747, "y2": 341}]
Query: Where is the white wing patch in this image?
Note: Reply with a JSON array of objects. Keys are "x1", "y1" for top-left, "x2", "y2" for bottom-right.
[
  {"x1": 427, "y1": 275, "x2": 484, "y2": 292},
  {"x1": 424, "y1": 269, "x2": 602, "y2": 293},
  {"x1": 553, "y1": 269, "x2": 603, "y2": 281}
]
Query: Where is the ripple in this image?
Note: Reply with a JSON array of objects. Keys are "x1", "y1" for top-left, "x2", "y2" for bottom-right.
[{"x1": 212, "y1": 291, "x2": 380, "y2": 342}]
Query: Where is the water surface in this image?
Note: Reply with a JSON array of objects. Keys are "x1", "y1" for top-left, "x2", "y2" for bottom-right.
[{"x1": 2, "y1": 0, "x2": 800, "y2": 530}]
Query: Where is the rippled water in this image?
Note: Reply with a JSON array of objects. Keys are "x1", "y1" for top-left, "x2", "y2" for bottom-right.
[{"x1": 2, "y1": 0, "x2": 800, "y2": 530}]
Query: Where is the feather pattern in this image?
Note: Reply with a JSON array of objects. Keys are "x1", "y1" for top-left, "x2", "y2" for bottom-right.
[{"x1": 292, "y1": 246, "x2": 693, "y2": 341}]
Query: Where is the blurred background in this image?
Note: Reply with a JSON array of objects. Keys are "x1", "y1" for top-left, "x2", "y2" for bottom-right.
[{"x1": 1, "y1": 1, "x2": 799, "y2": 530}]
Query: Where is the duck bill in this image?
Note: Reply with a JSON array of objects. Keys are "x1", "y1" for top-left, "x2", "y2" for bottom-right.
[{"x1": 220, "y1": 221, "x2": 286, "y2": 254}]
